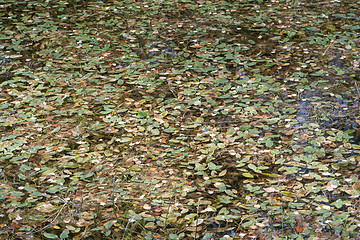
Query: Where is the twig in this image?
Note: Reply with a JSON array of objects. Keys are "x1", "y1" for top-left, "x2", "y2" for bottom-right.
[
  {"x1": 322, "y1": 40, "x2": 334, "y2": 56},
  {"x1": 18, "y1": 221, "x2": 57, "y2": 237},
  {"x1": 354, "y1": 81, "x2": 360, "y2": 105},
  {"x1": 194, "y1": 198, "x2": 201, "y2": 240},
  {"x1": 164, "y1": 200, "x2": 171, "y2": 239},
  {"x1": 167, "y1": 80, "x2": 178, "y2": 99},
  {"x1": 111, "y1": 175, "x2": 122, "y2": 224},
  {"x1": 88, "y1": 159, "x2": 105, "y2": 173},
  {"x1": 18, "y1": 200, "x2": 68, "y2": 237}
]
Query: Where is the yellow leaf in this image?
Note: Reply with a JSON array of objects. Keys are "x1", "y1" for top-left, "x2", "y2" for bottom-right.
[
  {"x1": 242, "y1": 172, "x2": 254, "y2": 178},
  {"x1": 218, "y1": 169, "x2": 227, "y2": 177},
  {"x1": 264, "y1": 187, "x2": 277, "y2": 193}
]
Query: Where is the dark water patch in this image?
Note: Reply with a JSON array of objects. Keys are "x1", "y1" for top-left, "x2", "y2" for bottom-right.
[
  {"x1": 0, "y1": 59, "x2": 12, "y2": 82},
  {"x1": 295, "y1": 84, "x2": 360, "y2": 143},
  {"x1": 137, "y1": 39, "x2": 177, "y2": 61}
]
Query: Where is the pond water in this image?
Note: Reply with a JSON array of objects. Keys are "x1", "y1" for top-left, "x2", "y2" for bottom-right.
[{"x1": 1, "y1": 0, "x2": 360, "y2": 239}]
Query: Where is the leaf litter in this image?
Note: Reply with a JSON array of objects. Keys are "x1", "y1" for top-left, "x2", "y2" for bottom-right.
[{"x1": 0, "y1": 0, "x2": 360, "y2": 239}]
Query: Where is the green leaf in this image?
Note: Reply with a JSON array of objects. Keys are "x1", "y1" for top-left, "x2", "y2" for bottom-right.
[
  {"x1": 242, "y1": 218, "x2": 255, "y2": 227},
  {"x1": 222, "y1": 84, "x2": 232, "y2": 92},
  {"x1": 164, "y1": 128, "x2": 176, "y2": 133},
  {"x1": 265, "y1": 139, "x2": 273, "y2": 147},
  {"x1": 208, "y1": 162, "x2": 221, "y2": 170},
  {"x1": 46, "y1": 186, "x2": 62, "y2": 194},
  {"x1": 184, "y1": 213, "x2": 197, "y2": 220},
  {"x1": 104, "y1": 220, "x2": 114, "y2": 229},
  {"x1": 331, "y1": 199, "x2": 345, "y2": 209},
  {"x1": 151, "y1": 128, "x2": 160, "y2": 135},
  {"x1": 219, "y1": 196, "x2": 231, "y2": 204},
  {"x1": 195, "y1": 163, "x2": 206, "y2": 171},
  {"x1": 217, "y1": 143, "x2": 226, "y2": 148},
  {"x1": 226, "y1": 127, "x2": 236, "y2": 137},
  {"x1": 203, "y1": 233, "x2": 213, "y2": 239},
  {"x1": 60, "y1": 230, "x2": 69, "y2": 239},
  {"x1": 214, "y1": 215, "x2": 226, "y2": 220},
  {"x1": 248, "y1": 163, "x2": 262, "y2": 173},
  {"x1": 18, "y1": 173, "x2": 27, "y2": 180},
  {"x1": 242, "y1": 172, "x2": 254, "y2": 178},
  {"x1": 169, "y1": 233, "x2": 180, "y2": 240},
  {"x1": 43, "y1": 233, "x2": 58, "y2": 239},
  {"x1": 138, "y1": 111, "x2": 148, "y2": 118},
  {"x1": 91, "y1": 226, "x2": 104, "y2": 231},
  {"x1": 0, "y1": 103, "x2": 10, "y2": 110},
  {"x1": 117, "y1": 137, "x2": 132, "y2": 142},
  {"x1": 60, "y1": 162, "x2": 79, "y2": 169}
]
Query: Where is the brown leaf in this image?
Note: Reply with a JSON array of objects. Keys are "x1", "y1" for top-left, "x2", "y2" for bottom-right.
[{"x1": 295, "y1": 225, "x2": 303, "y2": 233}]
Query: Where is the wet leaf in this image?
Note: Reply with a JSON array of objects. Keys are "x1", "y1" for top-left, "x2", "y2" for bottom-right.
[
  {"x1": 34, "y1": 203, "x2": 59, "y2": 213},
  {"x1": 331, "y1": 199, "x2": 345, "y2": 209},
  {"x1": 242, "y1": 172, "x2": 254, "y2": 178},
  {"x1": 1, "y1": 0, "x2": 360, "y2": 239},
  {"x1": 43, "y1": 233, "x2": 58, "y2": 239},
  {"x1": 60, "y1": 230, "x2": 69, "y2": 239}
]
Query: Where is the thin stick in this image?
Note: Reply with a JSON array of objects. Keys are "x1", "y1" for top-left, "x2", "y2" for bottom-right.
[
  {"x1": 354, "y1": 81, "x2": 360, "y2": 105},
  {"x1": 164, "y1": 200, "x2": 171, "y2": 239},
  {"x1": 194, "y1": 198, "x2": 201, "y2": 240},
  {"x1": 322, "y1": 40, "x2": 334, "y2": 56},
  {"x1": 167, "y1": 80, "x2": 178, "y2": 99},
  {"x1": 19, "y1": 200, "x2": 68, "y2": 237},
  {"x1": 112, "y1": 175, "x2": 122, "y2": 224}
]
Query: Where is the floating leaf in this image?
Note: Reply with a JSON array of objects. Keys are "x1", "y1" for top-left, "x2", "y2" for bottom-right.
[
  {"x1": 35, "y1": 203, "x2": 59, "y2": 213},
  {"x1": 190, "y1": 219, "x2": 204, "y2": 226},
  {"x1": 218, "y1": 169, "x2": 227, "y2": 177},
  {"x1": 331, "y1": 199, "x2": 345, "y2": 209},
  {"x1": 164, "y1": 128, "x2": 176, "y2": 133},
  {"x1": 248, "y1": 163, "x2": 262, "y2": 173},
  {"x1": 60, "y1": 230, "x2": 69, "y2": 239},
  {"x1": 242, "y1": 172, "x2": 254, "y2": 178},
  {"x1": 43, "y1": 233, "x2": 58, "y2": 239},
  {"x1": 226, "y1": 127, "x2": 236, "y2": 137},
  {"x1": 117, "y1": 137, "x2": 132, "y2": 142},
  {"x1": 208, "y1": 162, "x2": 221, "y2": 170}
]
